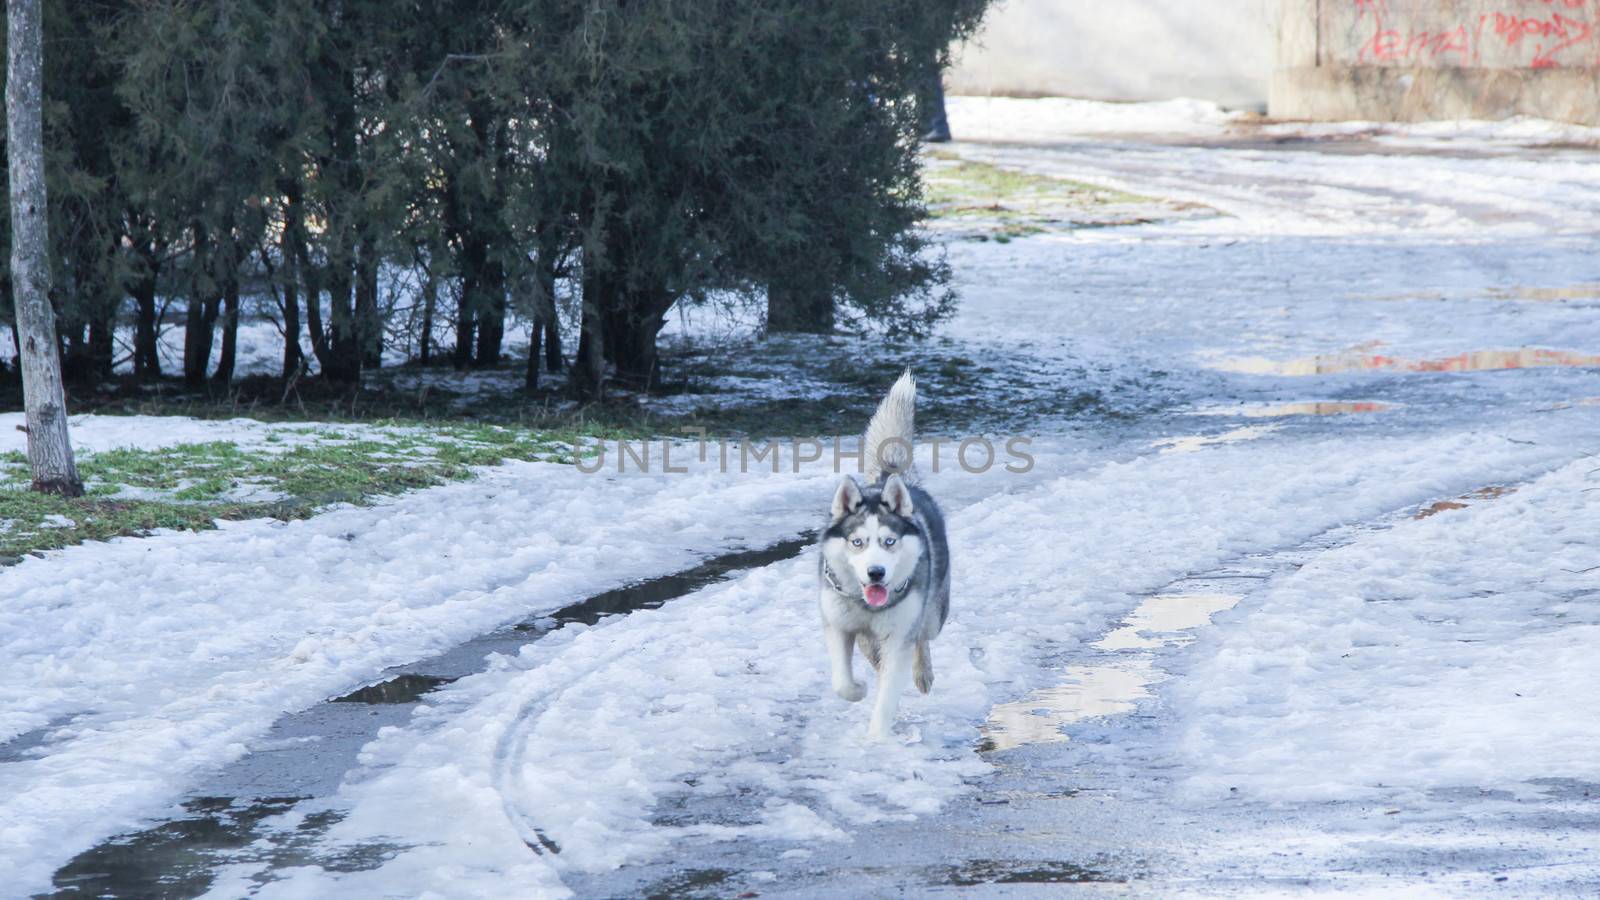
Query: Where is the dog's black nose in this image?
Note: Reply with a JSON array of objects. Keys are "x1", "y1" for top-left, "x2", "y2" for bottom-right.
[{"x1": 866, "y1": 566, "x2": 886, "y2": 583}]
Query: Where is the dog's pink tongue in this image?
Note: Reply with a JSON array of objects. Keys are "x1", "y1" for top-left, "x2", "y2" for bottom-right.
[{"x1": 863, "y1": 584, "x2": 889, "y2": 607}]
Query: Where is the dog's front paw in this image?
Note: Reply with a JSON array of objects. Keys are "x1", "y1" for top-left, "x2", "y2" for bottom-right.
[{"x1": 834, "y1": 679, "x2": 867, "y2": 702}]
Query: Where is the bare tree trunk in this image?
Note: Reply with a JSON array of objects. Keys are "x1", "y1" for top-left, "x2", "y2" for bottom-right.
[
  {"x1": 523, "y1": 268, "x2": 543, "y2": 393},
  {"x1": 284, "y1": 187, "x2": 332, "y2": 374},
  {"x1": 184, "y1": 224, "x2": 222, "y2": 387},
  {"x1": 269, "y1": 232, "x2": 303, "y2": 379},
  {"x1": 322, "y1": 263, "x2": 361, "y2": 382},
  {"x1": 6, "y1": 0, "x2": 81, "y2": 495},
  {"x1": 355, "y1": 239, "x2": 381, "y2": 370},
  {"x1": 132, "y1": 256, "x2": 161, "y2": 380},
  {"x1": 535, "y1": 225, "x2": 562, "y2": 375},
  {"x1": 525, "y1": 321, "x2": 540, "y2": 392},
  {"x1": 183, "y1": 294, "x2": 218, "y2": 387},
  {"x1": 601, "y1": 290, "x2": 667, "y2": 390},
  {"x1": 572, "y1": 245, "x2": 607, "y2": 402},
  {"x1": 419, "y1": 266, "x2": 436, "y2": 365},
  {"x1": 544, "y1": 315, "x2": 562, "y2": 372},
  {"x1": 302, "y1": 259, "x2": 330, "y2": 371},
  {"x1": 214, "y1": 270, "x2": 239, "y2": 385},
  {"x1": 88, "y1": 311, "x2": 114, "y2": 381},
  {"x1": 473, "y1": 260, "x2": 505, "y2": 368},
  {"x1": 454, "y1": 285, "x2": 475, "y2": 369},
  {"x1": 454, "y1": 233, "x2": 483, "y2": 370}
]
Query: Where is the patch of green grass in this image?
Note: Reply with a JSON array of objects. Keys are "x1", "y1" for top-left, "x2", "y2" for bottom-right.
[
  {"x1": 0, "y1": 490, "x2": 256, "y2": 562},
  {"x1": 0, "y1": 420, "x2": 617, "y2": 563},
  {"x1": 924, "y1": 158, "x2": 1149, "y2": 213},
  {"x1": 920, "y1": 155, "x2": 1188, "y2": 242}
]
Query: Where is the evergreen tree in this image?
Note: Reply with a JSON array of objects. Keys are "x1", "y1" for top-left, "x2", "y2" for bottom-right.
[
  {"x1": 510, "y1": 0, "x2": 993, "y2": 395},
  {"x1": 2, "y1": 0, "x2": 994, "y2": 401}
]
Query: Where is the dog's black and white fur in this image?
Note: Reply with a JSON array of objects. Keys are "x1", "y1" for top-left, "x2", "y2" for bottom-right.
[{"x1": 818, "y1": 370, "x2": 950, "y2": 740}]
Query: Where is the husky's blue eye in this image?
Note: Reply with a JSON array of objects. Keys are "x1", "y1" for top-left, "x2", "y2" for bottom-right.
[
  {"x1": 851, "y1": 538, "x2": 864, "y2": 547},
  {"x1": 883, "y1": 537, "x2": 897, "y2": 548}
]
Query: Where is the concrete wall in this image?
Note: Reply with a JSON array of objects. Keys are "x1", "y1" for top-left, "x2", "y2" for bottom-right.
[
  {"x1": 1272, "y1": 0, "x2": 1600, "y2": 123},
  {"x1": 947, "y1": 0, "x2": 1278, "y2": 109}
]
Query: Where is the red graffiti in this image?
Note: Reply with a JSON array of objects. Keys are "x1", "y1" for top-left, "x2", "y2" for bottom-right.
[
  {"x1": 1493, "y1": 11, "x2": 1593, "y2": 66},
  {"x1": 1351, "y1": 1, "x2": 1597, "y2": 68},
  {"x1": 1362, "y1": 22, "x2": 1473, "y2": 63}
]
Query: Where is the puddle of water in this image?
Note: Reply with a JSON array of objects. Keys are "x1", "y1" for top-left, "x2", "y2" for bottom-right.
[
  {"x1": 642, "y1": 867, "x2": 734, "y2": 900},
  {"x1": 1414, "y1": 485, "x2": 1517, "y2": 519},
  {"x1": 944, "y1": 858, "x2": 1123, "y2": 886},
  {"x1": 1490, "y1": 284, "x2": 1600, "y2": 303},
  {"x1": 1191, "y1": 400, "x2": 1395, "y2": 418},
  {"x1": 1353, "y1": 283, "x2": 1600, "y2": 303},
  {"x1": 332, "y1": 674, "x2": 456, "y2": 705},
  {"x1": 539, "y1": 535, "x2": 814, "y2": 627},
  {"x1": 980, "y1": 662, "x2": 1156, "y2": 752},
  {"x1": 46, "y1": 796, "x2": 307, "y2": 899},
  {"x1": 979, "y1": 592, "x2": 1241, "y2": 753},
  {"x1": 1096, "y1": 593, "x2": 1242, "y2": 651},
  {"x1": 47, "y1": 796, "x2": 404, "y2": 899},
  {"x1": 1152, "y1": 424, "x2": 1279, "y2": 454},
  {"x1": 1212, "y1": 346, "x2": 1600, "y2": 377}
]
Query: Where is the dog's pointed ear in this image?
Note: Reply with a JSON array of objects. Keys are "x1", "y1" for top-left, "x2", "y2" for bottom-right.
[
  {"x1": 882, "y1": 474, "x2": 915, "y2": 517},
  {"x1": 831, "y1": 477, "x2": 863, "y2": 521}
]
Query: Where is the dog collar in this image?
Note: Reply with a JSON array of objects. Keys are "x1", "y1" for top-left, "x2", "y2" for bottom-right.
[{"x1": 822, "y1": 560, "x2": 911, "y2": 604}]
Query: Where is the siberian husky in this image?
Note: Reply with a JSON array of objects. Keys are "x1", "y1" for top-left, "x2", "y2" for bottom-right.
[{"x1": 818, "y1": 370, "x2": 950, "y2": 740}]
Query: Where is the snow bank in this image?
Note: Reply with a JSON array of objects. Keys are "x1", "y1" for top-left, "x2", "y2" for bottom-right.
[
  {"x1": 946, "y1": 95, "x2": 1242, "y2": 142},
  {"x1": 1259, "y1": 115, "x2": 1600, "y2": 150},
  {"x1": 946, "y1": 95, "x2": 1600, "y2": 150}
]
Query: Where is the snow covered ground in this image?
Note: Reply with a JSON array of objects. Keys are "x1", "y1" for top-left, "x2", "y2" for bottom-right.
[
  {"x1": 0, "y1": 453, "x2": 845, "y2": 887},
  {"x1": 5, "y1": 99, "x2": 1600, "y2": 897}
]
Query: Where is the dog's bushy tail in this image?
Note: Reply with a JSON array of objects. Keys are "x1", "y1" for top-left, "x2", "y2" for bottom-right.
[{"x1": 863, "y1": 368, "x2": 916, "y2": 484}]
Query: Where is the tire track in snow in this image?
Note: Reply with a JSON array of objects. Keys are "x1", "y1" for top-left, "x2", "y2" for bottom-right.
[{"x1": 43, "y1": 536, "x2": 816, "y2": 898}]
